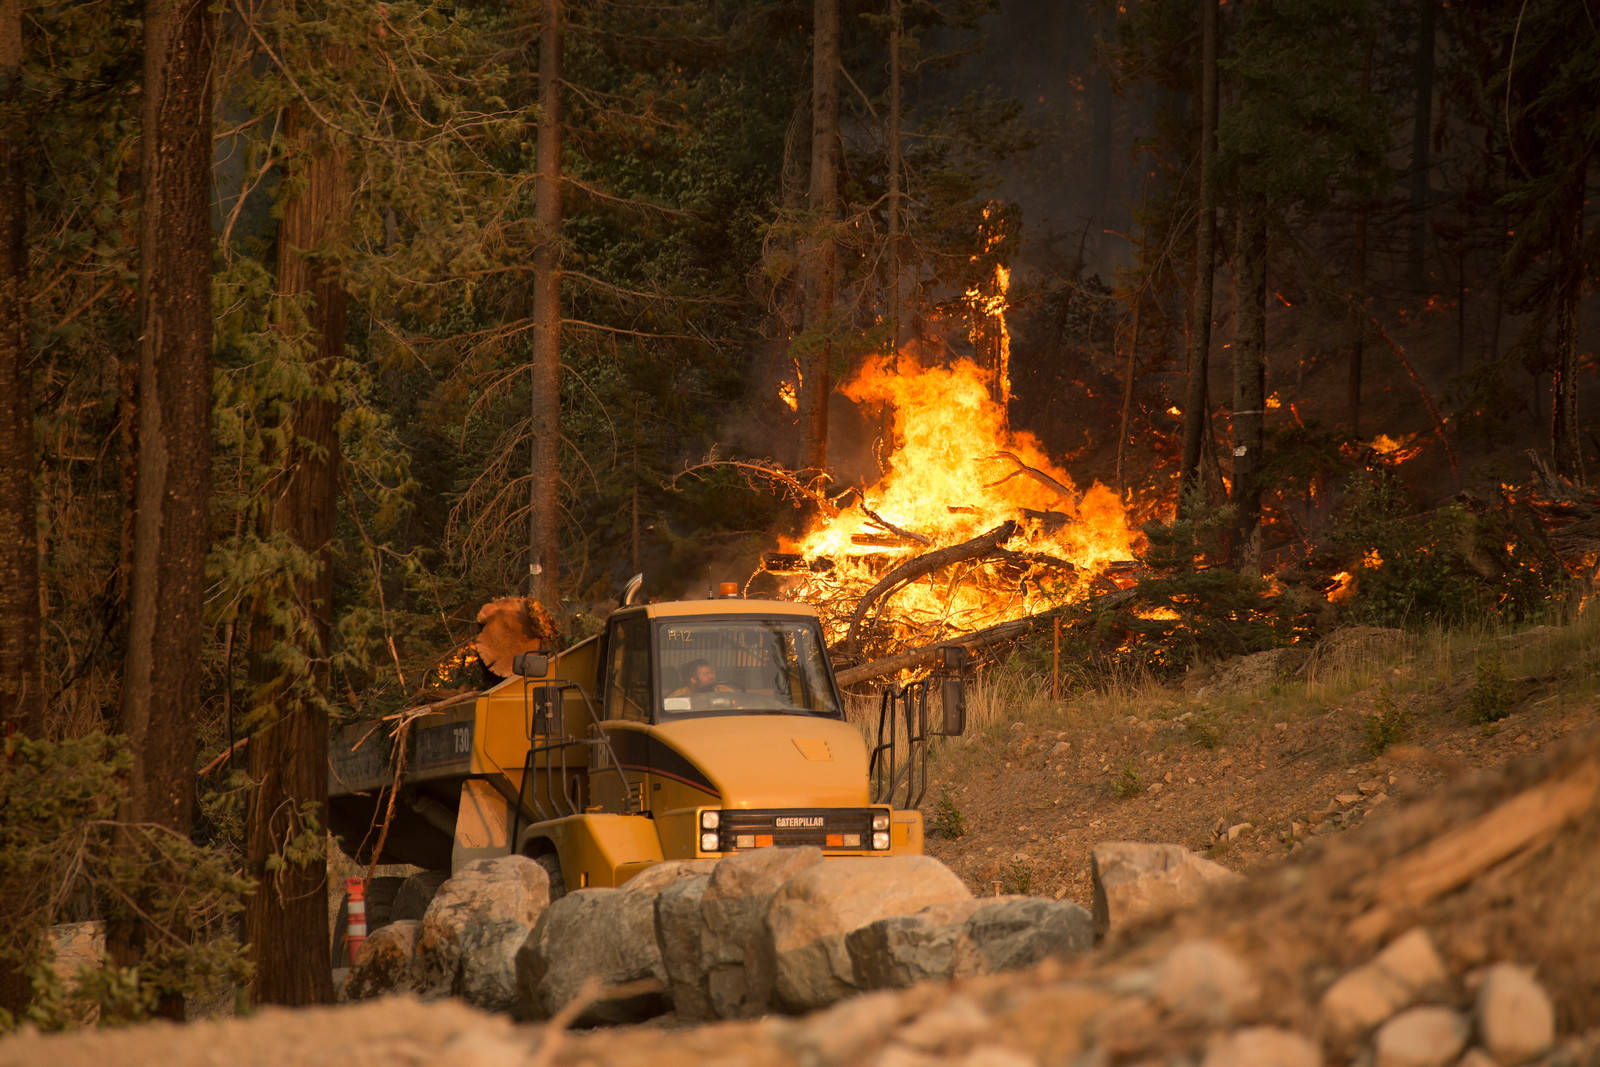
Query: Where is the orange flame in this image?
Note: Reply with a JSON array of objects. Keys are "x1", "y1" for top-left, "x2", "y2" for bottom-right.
[{"x1": 776, "y1": 355, "x2": 1137, "y2": 645}]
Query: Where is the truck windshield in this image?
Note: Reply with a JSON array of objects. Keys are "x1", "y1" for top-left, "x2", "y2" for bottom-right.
[{"x1": 655, "y1": 618, "x2": 843, "y2": 720}]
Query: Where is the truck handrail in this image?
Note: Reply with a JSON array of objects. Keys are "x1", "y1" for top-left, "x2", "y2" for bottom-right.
[
  {"x1": 868, "y1": 678, "x2": 932, "y2": 809},
  {"x1": 511, "y1": 679, "x2": 635, "y2": 847}
]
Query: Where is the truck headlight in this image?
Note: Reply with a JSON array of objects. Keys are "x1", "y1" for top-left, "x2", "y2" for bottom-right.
[
  {"x1": 872, "y1": 831, "x2": 891, "y2": 850},
  {"x1": 871, "y1": 812, "x2": 890, "y2": 831},
  {"x1": 700, "y1": 832, "x2": 721, "y2": 852},
  {"x1": 700, "y1": 810, "x2": 720, "y2": 831}
]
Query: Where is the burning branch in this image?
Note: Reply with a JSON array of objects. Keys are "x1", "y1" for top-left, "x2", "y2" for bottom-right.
[
  {"x1": 843, "y1": 520, "x2": 1018, "y2": 660},
  {"x1": 984, "y1": 451, "x2": 1077, "y2": 500},
  {"x1": 860, "y1": 502, "x2": 931, "y2": 546},
  {"x1": 672, "y1": 456, "x2": 844, "y2": 517}
]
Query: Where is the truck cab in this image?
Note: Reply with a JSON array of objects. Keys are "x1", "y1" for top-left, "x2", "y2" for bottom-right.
[{"x1": 328, "y1": 595, "x2": 959, "y2": 892}]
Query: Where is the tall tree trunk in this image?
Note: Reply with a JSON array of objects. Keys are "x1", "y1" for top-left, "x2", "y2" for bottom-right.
[
  {"x1": 0, "y1": 0, "x2": 42, "y2": 1021},
  {"x1": 1349, "y1": 210, "x2": 1367, "y2": 436},
  {"x1": 1232, "y1": 202, "x2": 1267, "y2": 575},
  {"x1": 1179, "y1": 0, "x2": 1218, "y2": 515},
  {"x1": 529, "y1": 0, "x2": 563, "y2": 610},
  {"x1": 0, "y1": 0, "x2": 37, "y2": 741},
  {"x1": 886, "y1": 0, "x2": 902, "y2": 352},
  {"x1": 244, "y1": 100, "x2": 347, "y2": 1008},
  {"x1": 798, "y1": 0, "x2": 838, "y2": 472},
  {"x1": 1551, "y1": 165, "x2": 1585, "y2": 484},
  {"x1": 110, "y1": 0, "x2": 217, "y2": 1018},
  {"x1": 1407, "y1": 0, "x2": 1436, "y2": 291}
]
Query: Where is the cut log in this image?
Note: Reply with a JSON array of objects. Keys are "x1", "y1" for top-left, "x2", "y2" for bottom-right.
[{"x1": 843, "y1": 521, "x2": 1017, "y2": 659}]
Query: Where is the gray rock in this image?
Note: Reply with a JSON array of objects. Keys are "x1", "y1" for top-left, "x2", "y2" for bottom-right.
[
  {"x1": 654, "y1": 873, "x2": 714, "y2": 1020},
  {"x1": 1374, "y1": 1007, "x2": 1470, "y2": 1067},
  {"x1": 847, "y1": 902, "x2": 984, "y2": 990},
  {"x1": 959, "y1": 896, "x2": 1094, "y2": 972},
  {"x1": 1090, "y1": 843, "x2": 1242, "y2": 939},
  {"x1": 1201, "y1": 1027, "x2": 1322, "y2": 1067},
  {"x1": 702, "y1": 847, "x2": 826, "y2": 1019},
  {"x1": 415, "y1": 856, "x2": 552, "y2": 1011},
  {"x1": 516, "y1": 880, "x2": 670, "y2": 1024},
  {"x1": 343, "y1": 920, "x2": 421, "y2": 1001},
  {"x1": 393, "y1": 870, "x2": 450, "y2": 922},
  {"x1": 1151, "y1": 939, "x2": 1260, "y2": 1025},
  {"x1": 769, "y1": 855, "x2": 973, "y2": 1013},
  {"x1": 1476, "y1": 965, "x2": 1555, "y2": 1065}
]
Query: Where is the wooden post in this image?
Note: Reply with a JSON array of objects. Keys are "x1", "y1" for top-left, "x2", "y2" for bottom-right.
[{"x1": 1052, "y1": 616, "x2": 1061, "y2": 700}]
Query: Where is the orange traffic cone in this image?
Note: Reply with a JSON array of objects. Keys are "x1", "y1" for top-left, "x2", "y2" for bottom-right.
[{"x1": 345, "y1": 877, "x2": 367, "y2": 965}]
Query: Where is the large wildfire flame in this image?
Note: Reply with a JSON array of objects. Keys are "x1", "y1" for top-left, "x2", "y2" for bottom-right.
[{"x1": 771, "y1": 355, "x2": 1137, "y2": 652}]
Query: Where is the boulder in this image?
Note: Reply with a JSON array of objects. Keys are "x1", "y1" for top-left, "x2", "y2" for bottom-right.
[
  {"x1": 1201, "y1": 1027, "x2": 1322, "y2": 1067},
  {"x1": 415, "y1": 856, "x2": 553, "y2": 1012},
  {"x1": 1319, "y1": 927, "x2": 1448, "y2": 1039},
  {"x1": 1150, "y1": 939, "x2": 1260, "y2": 1025},
  {"x1": 1475, "y1": 964, "x2": 1555, "y2": 1065},
  {"x1": 1090, "y1": 842, "x2": 1242, "y2": 939},
  {"x1": 959, "y1": 896, "x2": 1094, "y2": 973},
  {"x1": 654, "y1": 846, "x2": 826, "y2": 1021},
  {"x1": 1372, "y1": 1006, "x2": 1470, "y2": 1067},
  {"x1": 342, "y1": 920, "x2": 421, "y2": 1001},
  {"x1": 768, "y1": 855, "x2": 972, "y2": 1013},
  {"x1": 846, "y1": 901, "x2": 986, "y2": 990},
  {"x1": 518, "y1": 860, "x2": 708, "y2": 1024}
]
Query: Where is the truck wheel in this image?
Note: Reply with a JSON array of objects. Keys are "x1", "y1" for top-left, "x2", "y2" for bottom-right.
[
  {"x1": 331, "y1": 875, "x2": 404, "y2": 968},
  {"x1": 532, "y1": 852, "x2": 566, "y2": 901}
]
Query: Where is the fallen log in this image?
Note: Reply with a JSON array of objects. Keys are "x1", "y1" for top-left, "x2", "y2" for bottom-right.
[
  {"x1": 844, "y1": 521, "x2": 1017, "y2": 660},
  {"x1": 835, "y1": 588, "x2": 1136, "y2": 688}
]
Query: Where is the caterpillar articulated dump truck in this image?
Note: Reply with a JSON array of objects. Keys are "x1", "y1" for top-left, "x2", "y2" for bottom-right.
[{"x1": 328, "y1": 589, "x2": 966, "y2": 893}]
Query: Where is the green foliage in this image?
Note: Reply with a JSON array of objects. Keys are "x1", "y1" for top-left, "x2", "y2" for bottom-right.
[
  {"x1": 1109, "y1": 497, "x2": 1299, "y2": 675},
  {"x1": 0, "y1": 736, "x2": 250, "y2": 1032},
  {"x1": 1467, "y1": 652, "x2": 1515, "y2": 725},
  {"x1": 999, "y1": 858, "x2": 1034, "y2": 896},
  {"x1": 1186, "y1": 707, "x2": 1225, "y2": 750},
  {"x1": 930, "y1": 789, "x2": 967, "y2": 840},
  {"x1": 1327, "y1": 468, "x2": 1563, "y2": 628},
  {"x1": 1111, "y1": 758, "x2": 1143, "y2": 799},
  {"x1": 1361, "y1": 684, "x2": 1411, "y2": 757}
]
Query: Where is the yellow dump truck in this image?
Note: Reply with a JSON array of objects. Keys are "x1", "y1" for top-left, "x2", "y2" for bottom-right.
[{"x1": 328, "y1": 591, "x2": 966, "y2": 896}]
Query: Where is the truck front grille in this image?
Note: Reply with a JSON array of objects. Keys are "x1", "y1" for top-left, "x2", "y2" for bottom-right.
[{"x1": 712, "y1": 808, "x2": 879, "y2": 851}]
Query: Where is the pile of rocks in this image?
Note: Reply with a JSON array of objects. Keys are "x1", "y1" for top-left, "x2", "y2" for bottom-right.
[{"x1": 341, "y1": 848, "x2": 1096, "y2": 1023}]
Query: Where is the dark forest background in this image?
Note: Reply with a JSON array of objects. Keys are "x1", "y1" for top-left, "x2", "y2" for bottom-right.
[{"x1": 1, "y1": 0, "x2": 1595, "y2": 1022}]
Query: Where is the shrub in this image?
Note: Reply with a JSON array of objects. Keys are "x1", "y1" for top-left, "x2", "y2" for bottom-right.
[
  {"x1": 1111, "y1": 758, "x2": 1143, "y2": 798},
  {"x1": 1361, "y1": 685, "x2": 1411, "y2": 756},
  {"x1": 999, "y1": 858, "x2": 1034, "y2": 895},
  {"x1": 930, "y1": 789, "x2": 967, "y2": 840},
  {"x1": 0, "y1": 735, "x2": 251, "y2": 1032},
  {"x1": 1468, "y1": 652, "x2": 1515, "y2": 724}
]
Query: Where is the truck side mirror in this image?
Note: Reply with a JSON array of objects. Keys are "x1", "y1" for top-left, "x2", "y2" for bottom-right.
[
  {"x1": 513, "y1": 650, "x2": 550, "y2": 678},
  {"x1": 938, "y1": 676, "x2": 966, "y2": 736},
  {"x1": 936, "y1": 644, "x2": 969, "y2": 672}
]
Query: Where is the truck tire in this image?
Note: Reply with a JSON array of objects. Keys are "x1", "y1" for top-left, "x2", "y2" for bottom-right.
[
  {"x1": 532, "y1": 852, "x2": 566, "y2": 901},
  {"x1": 331, "y1": 875, "x2": 404, "y2": 968}
]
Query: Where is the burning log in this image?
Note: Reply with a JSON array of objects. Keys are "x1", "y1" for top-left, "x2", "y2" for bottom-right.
[
  {"x1": 861, "y1": 502, "x2": 931, "y2": 546},
  {"x1": 985, "y1": 450, "x2": 1076, "y2": 500},
  {"x1": 843, "y1": 520, "x2": 1018, "y2": 659},
  {"x1": 835, "y1": 588, "x2": 1137, "y2": 687}
]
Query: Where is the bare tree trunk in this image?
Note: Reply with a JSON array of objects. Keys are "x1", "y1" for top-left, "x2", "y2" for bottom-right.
[
  {"x1": 1349, "y1": 210, "x2": 1367, "y2": 436},
  {"x1": 110, "y1": 0, "x2": 216, "y2": 1018},
  {"x1": 1551, "y1": 165, "x2": 1585, "y2": 484},
  {"x1": 887, "y1": 0, "x2": 902, "y2": 351},
  {"x1": 1232, "y1": 202, "x2": 1267, "y2": 575},
  {"x1": 0, "y1": 0, "x2": 42, "y2": 1021},
  {"x1": 798, "y1": 0, "x2": 838, "y2": 472},
  {"x1": 0, "y1": 0, "x2": 37, "y2": 742},
  {"x1": 1179, "y1": 0, "x2": 1218, "y2": 515},
  {"x1": 1407, "y1": 0, "x2": 1435, "y2": 291},
  {"x1": 529, "y1": 0, "x2": 563, "y2": 610},
  {"x1": 244, "y1": 98, "x2": 346, "y2": 1008}
]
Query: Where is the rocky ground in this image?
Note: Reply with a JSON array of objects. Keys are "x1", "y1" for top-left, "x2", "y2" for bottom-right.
[{"x1": 3, "y1": 622, "x2": 1597, "y2": 1066}]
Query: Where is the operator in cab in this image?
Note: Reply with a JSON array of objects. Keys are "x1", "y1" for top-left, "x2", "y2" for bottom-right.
[{"x1": 669, "y1": 658, "x2": 735, "y2": 696}]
